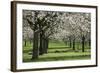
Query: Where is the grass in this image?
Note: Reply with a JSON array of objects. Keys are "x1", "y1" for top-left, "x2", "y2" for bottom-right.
[
  {"x1": 23, "y1": 52, "x2": 90, "y2": 62},
  {"x1": 49, "y1": 40, "x2": 68, "y2": 48},
  {"x1": 23, "y1": 40, "x2": 91, "y2": 62}
]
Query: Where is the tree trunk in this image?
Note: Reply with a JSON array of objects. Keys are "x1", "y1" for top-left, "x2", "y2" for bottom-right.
[
  {"x1": 39, "y1": 33, "x2": 44, "y2": 55},
  {"x1": 44, "y1": 38, "x2": 49, "y2": 53},
  {"x1": 32, "y1": 31, "x2": 39, "y2": 59},
  {"x1": 89, "y1": 39, "x2": 91, "y2": 48},
  {"x1": 77, "y1": 42, "x2": 79, "y2": 49},
  {"x1": 41, "y1": 38, "x2": 47, "y2": 54},
  {"x1": 82, "y1": 36, "x2": 85, "y2": 52},
  {"x1": 43, "y1": 38, "x2": 46, "y2": 53},
  {"x1": 24, "y1": 39, "x2": 27, "y2": 47},
  {"x1": 39, "y1": 35, "x2": 49, "y2": 54},
  {"x1": 73, "y1": 38, "x2": 75, "y2": 50},
  {"x1": 69, "y1": 37, "x2": 72, "y2": 48},
  {"x1": 46, "y1": 39, "x2": 49, "y2": 52}
]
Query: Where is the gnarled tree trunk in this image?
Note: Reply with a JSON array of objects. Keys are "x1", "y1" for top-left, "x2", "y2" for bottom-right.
[
  {"x1": 32, "y1": 31, "x2": 39, "y2": 59},
  {"x1": 43, "y1": 38, "x2": 49, "y2": 53},
  {"x1": 39, "y1": 33, "x2": 44, "y2": 55}
]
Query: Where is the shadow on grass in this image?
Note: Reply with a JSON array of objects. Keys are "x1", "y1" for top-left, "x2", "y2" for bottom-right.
[
  {"x1": 49, "y1": 47, "x2": 70, "y2": 49},
  {"x1": 23, "y1": 47, "x2": 71, "y2": 53},
  {"x1": 24, "y1": 49, "x2": 90, "y2": 55},
  {"x1": 23, "y1": 54, "x2": 91, "y2": 62},
  {"x1": 48, "y1": 49, "x2": 79, "y2": 53}
]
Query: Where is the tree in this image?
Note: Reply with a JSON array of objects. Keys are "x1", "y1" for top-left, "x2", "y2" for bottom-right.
[
  {"x1": 23, "y1": 10, "x2": 40, "y2": 59},
  {"x1": 75, "y1": 13, "x2": 91, "y2": 52},
  {"x1": 23, "y1": 11, "x2": 61, "y2": 58},
  {"x1": 57, "y1": 12, "x2": 91, "y2": 51}
]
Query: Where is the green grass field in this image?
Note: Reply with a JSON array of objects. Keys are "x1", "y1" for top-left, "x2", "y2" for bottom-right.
[{"x1": 23, "y1": 40, "x2": 91, "y2": 62}]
